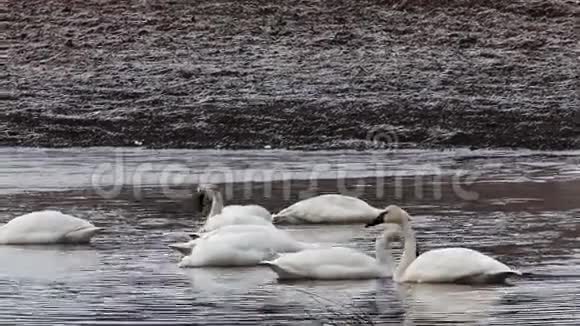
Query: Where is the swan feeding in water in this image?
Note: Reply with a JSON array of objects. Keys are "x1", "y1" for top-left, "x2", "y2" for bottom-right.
[
  {"x1": 169, "y1": 223, "x2": 277, "y2": 256},
  {"x1": 176, "y1": 224, "x2": 323, "y2": 267},
  {"x1": 365, "y1": 205, "x2": 521, "y2": 284},
  {"x1": 193, "y1": 184, "x2": 273, "y2": 232},
  {"x1": 272, "y1": 194, "x2": 387, "y2": 224},
  {"x1": 0, "y1": 210, "x2": 101, "y2": 245},
  {"x1": 260, "y1": 224, "x2": 403, "y2": 280}
]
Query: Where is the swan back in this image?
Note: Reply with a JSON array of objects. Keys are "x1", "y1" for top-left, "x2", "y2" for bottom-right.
[
  {"x1": 274, "y1": 194, "x2": 382, "y2": 224},
  {"x1": 190, "y1": 223, "x2": 275, "y2": 240},
  {"x1": 178, "y1": 225, "x2": 315, "y2": 267},
  {"x1": 180, "y1": 233, "x2": 273, "y2": 267},
  {"x1": 193, "y1": 183, "x2": 272, "y2": 225},
  {"x1": 198, "y1": 224, "x2": 276, "y2": 238},
  {"x1": 402, "y1": 248, "x2": 518, "y2": 284},
  {"x1": 0, "y1": 211, "x2": 100, "y2": 244},
  {"x1": 261, "y1": 247, "x2": 384, "y2": 280},
  {"x1": 190, "y1": 224, "x2": 314, "y2": 249},
  {"x1": 222, "y1": 205, "x2": 272, "y2": 221},
  {"x1": 199, "y1": 213, "x2": 274, "y2": 232}
]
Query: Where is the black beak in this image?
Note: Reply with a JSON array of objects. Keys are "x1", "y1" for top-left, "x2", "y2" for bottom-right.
[
  {"x1": 365, "y1": 211, "x2": 386, "y2": 228},
  {"x1": 192, "y1": 190, "x2": 206, "y2": 213}
]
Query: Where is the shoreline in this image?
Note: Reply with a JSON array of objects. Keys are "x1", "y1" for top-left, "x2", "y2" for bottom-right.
[{"x1": 4, "y1": 0, "x2": 579, "y2": 150}]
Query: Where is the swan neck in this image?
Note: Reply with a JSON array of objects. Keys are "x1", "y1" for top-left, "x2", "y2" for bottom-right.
[
  {"x1": 395, "y1": 221, "x2": 417, "y2": 281},
  {"x1": 208, "y1": 190, "x2": 224, "y2": 217}
]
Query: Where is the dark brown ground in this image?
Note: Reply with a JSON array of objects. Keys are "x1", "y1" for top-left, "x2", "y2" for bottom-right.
[{"x1": 2, "y1": 0, "x2": 579, "y2": 150}]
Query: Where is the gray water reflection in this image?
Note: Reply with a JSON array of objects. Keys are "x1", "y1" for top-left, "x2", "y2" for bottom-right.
[
  {"x1": 1, "y1": 148, "x2": 579, "y2": 194},
  {"x1": 0, "y1": 149, "x2": 578, "y2": 325},
  {"x1": 0, "y1": 246, "x2": 100, "y2": 282}
]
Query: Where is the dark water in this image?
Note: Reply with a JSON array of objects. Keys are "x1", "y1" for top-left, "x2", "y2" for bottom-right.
[{"x1": 0, "y1": 148, "x2": 578, "y2": 325}]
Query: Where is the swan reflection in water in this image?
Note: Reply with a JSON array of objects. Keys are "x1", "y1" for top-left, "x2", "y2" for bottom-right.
[
  {"x1": 277, "y1": 280, "x2": 512, "y2": 325},
  {"x1": 181, "y1": 267, "x2": 395, "y2": 323},
  {"x1": 395, "y1": 283, "x2": 509, "y2": 325},
  {"x1": 178, "y1": 255, "x2": 514, "y2": 325},
  {"x1": 0, "y1": 245, "x2": 100, "y2": 282},
  {"x1": 180, "y1": 267, "x2": 274, "y2": 295}
]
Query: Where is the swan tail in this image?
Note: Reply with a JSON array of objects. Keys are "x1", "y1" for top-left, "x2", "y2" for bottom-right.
[
  {"x1": 272, "y1": 212, "x2": 305, "y2": 224},
  {"x1": 258, "y1": 260, "x2": 276, "y2": 271},
  {"x1": 271, "y1": 213, "x2": 287, "y2": 224},
  {"x1": 168, "y1": 242, "x2": 195, "y2": 256},
  {"x1": 272, "y1": 205, "x2": 300, "y2": 224},
  {"x1": 456, "y1": 270, "x2": 521, "y2": 285},
  {"x1": 510, "y1": 270, "x2": 523, "y2": 276},
  {"x1": 259, "y1": 260, "x2": 298, "y2": 280},
  {"x1": 488, "y1": 271, "x2": 522, "y2": 284},
  {"x1": 63, "y1": 226, "x2": 102, "y2": 243},
  {"x1": 188, "y1": 232, "x2": 202, "y2": 239}
]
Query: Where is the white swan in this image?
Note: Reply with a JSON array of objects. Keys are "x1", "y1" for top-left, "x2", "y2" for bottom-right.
[
  {"x1": 222, "y1": 205, "x2": 271, "y2": 221},
  {"x1": 366, "y1": 205, "x2": 521, "y2": 284},
  {"x1": 194, "y1": 184, "x2": 273, "y2": 232},
  {"x1": 195, "y1": 184, "x2": 272, "y2": 220},
  {"x1": 259, "y1": 225, "x2": 401, "y2": 280},
  {"x1": 272, "y1": 194, "x2": 384, "y2": 224},
  {"x1": 169, "y1": 223, "x2": 277, "y2": 256},
  {"x1": 0, "y1": 210, "x2": 101, "y2": 245},
  {"x1": 176, "y1": 224, "x2": 322, "y2": 267},
  {"x1": 198, "y1": 213, "x2": 273, "y2": 233}
]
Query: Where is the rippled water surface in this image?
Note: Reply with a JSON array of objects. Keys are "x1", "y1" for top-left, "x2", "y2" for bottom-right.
[{"x1": 0, "y1": 148, "x2": 578, "y2": 325}]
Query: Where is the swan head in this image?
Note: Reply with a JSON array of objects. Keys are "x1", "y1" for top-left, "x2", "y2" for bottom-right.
[
  {"x1": 196, "y1": 184, "x2": 219, "y2": 193},
  {"x1": 365, "y1": 205, "x2": 411, "y2": 227},
  {"x1": 192, "y1": 184, "x2": 218, "y2": 215}
]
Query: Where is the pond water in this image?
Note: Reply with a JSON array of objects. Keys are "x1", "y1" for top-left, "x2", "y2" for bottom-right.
[{"x1": 0, "y1": 148, "x2": 578, "y2": 325}]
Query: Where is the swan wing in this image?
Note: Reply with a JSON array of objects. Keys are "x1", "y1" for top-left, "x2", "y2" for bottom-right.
[
  {"x1": 180, "y1": 242, "x2": 269, "y2": 267},
  {"x1": 200, "y1": 213, "x2": 273, "y2": 232},
  {"x1": 196, "y1": 224, "x2": 275, "y2": 240},
  {"x1": 179, "y1": 230, "x2": 291, "y2": 267},
  {"x1": 179, "y1": 225, "x2": 315, "y2": 267},
  {"x1": 274, "y1": 194, "x2": 381, "y2": 224},
  {"x1": 0, "y1": 211, "x2": 98, "y2": 244},
  {"x1": 403, "y1": 248, "x2": 516, "y2": 283},
  {"x1": 263, "y1": 247, "x2": 382, "y2": 280},
  {"x1": 224, "y1": 226, "x2": 311, "y2": 253},
  {"x1": 202, "y1": 225, "x2": 303, "y2": 252},
  {"x1": 223, "y1": 205, "x2": 272, "y2": 221}
]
